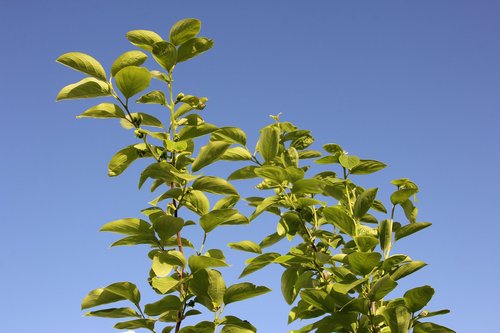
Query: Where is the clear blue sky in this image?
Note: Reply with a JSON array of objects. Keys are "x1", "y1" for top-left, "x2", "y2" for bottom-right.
[{"x1": 1, "y1": 1, "x2": 499, "y2": 332}]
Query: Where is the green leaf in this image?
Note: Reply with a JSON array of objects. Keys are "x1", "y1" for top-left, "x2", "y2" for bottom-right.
[
  {"x1": 413, "y1": 323, "x2": 456, "y2": 333},
  {"x1": 224, "y1": 282, "x2": 271, "y2": 305},
  {"x1": 350, "y1": 159, "x2": 387, "y2": 175},
  {"x1": 299, "y1": 289, "x2": 332, "y2": 312},
  {"x1": 56, "y1": 52, "x2": 106, "y2": 81},
  {"x1": 220, "y1": 316, "x2": 256, "y2": 332},
  {"x1": 139, "y1": 162, "x2": 178, "y2": 189},
  {"x1": 152, "y1": 41, "x2": 177, "y2": 71},
  {"x1": 391, "y1": 188, "x2": 418, "y2": 205},
  {"x1": 332, "y1": 277, "x2": 368, "y2": 294},
  {"x1": 122, "y1": 112, "x2": 164, "y2": 129},
  {"x1": 183, "y1": 190, "x2": 210, "y2": 215},
  {"x1": 299, "y1": 150, "x2": 322, "y2": 159},
  {"x1": 211, "y1": 127, "x2": 247, "y2": 145},
  {"x1": 152, "y1": 254, "x2": 172, "y2": 277},
  {"x1": 228, "y1": 240, "x2": 262, "y2": 254},
  {"x1": 382, "y1": 302, "x2": 411, "y2": 333},
  {"x1": 77, "y1": 102, "x2": 125, "y2": 119},
  {"x1": 281, "y1": 268, "x2": 299, "y2": 305},
  {"x1": 56, "y1": 77, "x2": 111, "y2": 100},
  {"x1": 81, "y1": 282, "x2": 141, "y2": 310},
  {"x1": 136, "y1": 90, "x2": 166, "y2": 105},
  {"x1": 254, "y1": 166, "x2": 288, "y2": 184},
  {"x1": 401, "y1": 199, "x2": 418, "y2": 223},
  {"x1": 115, "y1": 66, "x2": 151, "y2": 99},
  {"x1": 391, "y1": 261, "x2": 427, "y2": 281},
  {"x1": 221, "y1": 147, "x2": 253, "y2": 161},
  {"x1": 367, "y1": 275, "x2": 397, "y2": 301},
  {"x1": 114, "y1": 319, "x2": 156, "y2": 330},
  {"x1": 170, "y1": 18, "x2": 201, "y2": 45},
  {"x1": 395, "y1": 222, "x2": 432, "y2": 241},
  {"x1": 192, "y1": 176, "x2": 238, "y2": 195},
  {"x1": 239, "y1": 252, "x2": 280, "y2": 278},
  {"x1": 85, "y1": 307, "x2": 140, "y2": 318},
  {"x1": 259, "y1": 232, "x2": 285, "y2": 249},
  {"x1": 192, "y1": 141, "x2": 231, "y2": 172},
  {"x1": 353, "y1": 188, "x2": 377, "y2": 219},
  {"x1": 151, "y1": 214, "x2": 184, "y2": 242},
  {"x1": 323, "y1": 206, "x2": 356, "y2": 236},
  {"x1": 190, "y1": 269, "x2": 226, "y2": 309},
  {"x1": 188, "y1": 255, "x2": 228, "y2": 272},
  {"x1": 151, "y1": 276, "x2": 179, "y2": 294},
  {"x1": 126, "y1": 30, "x2": 163, "y2": 51},
  {"x1": 379, "y1": 219, "x2": 393, "y2": 255},
  {"x1": 107, "y1": 145, "x2": 139, "y2": 177},
  {"x1": 354, "y1": 236, "x2": 379, "y2": 252},
  {"x1": 419, "y1": 309, "x2": 450, "y2": 318},
  {"x1": 111, "y1": 234, "x2": 158, "y2": 247},
  {"x1": 347, "y1": 252, "x2": 382, "y2": 276},
  {"x1": 339, "y1": 154, "x2": 360, "y2": 170},
  {"x1": 404, "y1": 285, "x2": 434, "y2": 312},
  {"x1": 257, "y1": 126, "x2": 280, "y2": 162},
  {"x1": 177, "y1": 37, "x2": 214, "y2": 62},
  {"x1": 228, "y1": 166, "x2": 258, "y2": 180},
  {"x1": 291, "y1": 178, "x2": 325, "y2": 194},
  {"x1": 200, "y1": 209, "x2": 248, "y2": 233},
  {"x1": 111, "y1": 50, "x2": 148, "y2": 77},
  {"x1": 178, "y1": 321, "x2": 215, "y2": 333},
  {"x1": 144, "y1": 295, "x2": 182, "y2": 316},
  {"x1": 177, "y1": 123, "x2": 219, "y2": 141},
  {"x1": 100, "y1": 218, "x2": 152, "y2": 235},
  {"x1": 213, "y1": 195, "x2": 240, "y2": 210}
]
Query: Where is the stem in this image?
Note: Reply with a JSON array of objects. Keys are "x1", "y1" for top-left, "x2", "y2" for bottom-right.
[{"x1": 198, "y1": 232, "x2": 207, "y2": 255}]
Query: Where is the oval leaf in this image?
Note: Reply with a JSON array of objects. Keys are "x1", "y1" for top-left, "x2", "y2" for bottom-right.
[
  {"x1": 56, "y1": 78, "x2": 110, "y2": 100},
  {"x1": 170, "y1": 18, "x2": 201, "y2": 46},
  {"x1": 57, "y1": 52, "x2": 106, "y2": 81},
  {"x1": 115, "y1": 66, "x2": 151, "y2": 99},
  {"x1": 111, "y1": 50, "x2": 148, "y2": 77}
]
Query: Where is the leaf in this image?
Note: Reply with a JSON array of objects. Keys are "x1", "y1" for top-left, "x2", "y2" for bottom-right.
[
  {"x1": 144, "y1": 295, "x2": 181, "y2": 316},
  {"x1": 178, "y1": 321, "x2": 215, "y2": 333},
  {"x1": 228, "y1": 241, "x2": 262, "y2": 254},
  {"x1": 183, "y1": 190, "x2": 210, "y2": 215},
  {"x1": 367, "y1": 275, "x2": 398, "y2": 301},
  {"x1": 152, "y1": 41, "x2": 177, "y2": 71},
  {"x1": 257, "y1": 126, "x2": 280, "y2": 162},
  {"x1": 223, "y1": 283, "x2": 271, "y2": 305},
  {"x1": 188, "y1": 255, "x2": 228, "y2": 272},
  {"x1": 111, "y1": 234, "x2": 158, "y2": 247},
  {"x1": 126, "y1": 30, "x2": 163, "y2": 51},
  {"x1": 114, "y1": 319, "x2": 156, "y2": 330},
  {"x1": 211, "y1": 127, "x2": 247, "y2": 145},
  {"x1": 391, "y1": 261, "x2": 427, "y2": 281},
  {"x1": 177, "y1": 37, "x2": 214, "y2": 62},
  {"x1": 56, "y1": 52, "x2": 106, "y2": 81},
  {"x1": 228, "y1": 166, "x2": 258, "y2": 180},
  {"x1": 379, "y1": 219, "x2": 393, "y2": 255},
  {"x1": 404, "y1": 285, "x2": 434, "y2": 312},
  {"x1": 382, "y1": 303, "x2": 411, "y2": 333},
  {"x1": 107, "y1": 145, "x2": 139, "y2": 177},
  {"x1": 254, "y1": 166, "x2": 289, "y2": 184},
  {"x1": 353, "y1": 188, "x2": 378, "y2": 219},
  {"x1": 122, "y1": 112, "x2": 164, "y2": 129},
  {"x1": 151, "y1": 276, "x2": 179, "y2": 294},
  {"x1": 239, "y1": 252, "x2": 280, "y2": 278},
  {"x1": 347, "y1": 252, "x2": 382, "y2": 276},
  {"x1": 292, "y1": 178, "x2": 325, "y2": 194},
  {"x1": 81, "y1": 282, "x2": 141, "y2": 310},
  {"x1": 77, "y1": 102, "x2": 125, "y2": 119},
  {"x1": 413, "y1": 323, "x2": 456, "y2": 333},
  {"x1": 170, "y1": 18, "x2": 202, "y2": 45},
  {"x1": 56, "y1": 77, "x2": 110, "y2": 100},
  {"x1": 100, "y1": 218, "x2": 152, "y2": 235},
  {"x1": 151, "y1": 214, "x2": 184, "y2": 242},
  {"x1": 190, "y1": 269, "x2": 226, "y2": 309},
  {"x1": 299, "y1": 289, "x2": 331, "y2": 312},
  {"x1": 281, "y1": 268, "x2": 299, "y2": 305},
  {"x1": 259, "y1": 232, "x2": 285, "y2": 249},
  {"x1": 339, "y1": 154, "x2": 360, "y2": 170},
  {"x1": 332, "y1": 277, "x2": 368, "y2": 294},
  {"x1": 220, "y1": 147, "x2": 253, "y2": 161},
  {"x1": 391, "y1": 188, "x2": 418, "y2": 205},
  {"x1": 192, "y1": 176, "x2": 238, "y2": 195},
  {"x1": 139, "y1": 162, "x2": 178, "y2": 189},
  {"x1": 192, "y1": 141, "x2": 231, "y2": 172},
  {"x1": 213, "y1": 195, "x2": 240, "y2": 210},
  {"x1": 115, "y1": 66, "x2": 151, "y2": 99},
  {"x1": 85, "y1": 307, "x2": 140, "y2": 318},
  {"x1": 177, "y1": 123, "x2": 219, "y2": 141},
  {"x1": 395, "y1": 222, "x2": 432, "y2": 241},
  {"x1": 111, "y1": 50, "x2": 148, "y2": 77},
  {"x1": 136, "y1": 90, "x2": 166, "y2": 105},
  {"x1": 200, "y1": 209, "x2": 248, "y2": 233},
  {"x1": 220, "y1": 316, "x2": 256, "y2": 332},
  {"x1": 299, "y1": 150, "x2": 322, "y2": 159},
  {"x1": 350, "y1": 159, "x2": 387, "y2": 175},
  {"x1": 354, "y1": 236, "x2": 379, "y2": 252},
  {"x1": 323, "y1": 206, "x2": 356, "y2": 236}
]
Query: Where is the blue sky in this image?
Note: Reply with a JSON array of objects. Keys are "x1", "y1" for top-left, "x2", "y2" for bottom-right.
[{"x1": 1, "y1": 0, "x2": 499, "y2": 332}]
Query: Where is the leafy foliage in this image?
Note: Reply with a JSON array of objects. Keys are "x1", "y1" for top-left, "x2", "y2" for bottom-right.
[{"x1": 57, "y1": 18, "x2": 453, "y2": 333}]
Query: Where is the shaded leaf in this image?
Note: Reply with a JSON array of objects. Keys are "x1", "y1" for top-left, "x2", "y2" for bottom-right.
[
  {"x1": 239, "y1": 253, "x2": 280, "y2": 278},
  {"x1": 395, "y1": 222, "x2": 432, "y2": 241},
  {"x1": 85, "y1": 307, "x2": 140, "y2": 318},
  {"x1": 170, "y1": 18, "x2": 202, "y2": 45},
  {"x1": 177, "y1": 37, "x2": 214, "y2": 63},
  {"x1": 350, "y1": 159, "x2": 387, "y2": 175},
  {"x1": 323, "y1": 206, "x2": 356, "y2": 236},
  {"x1": 152, "y1": 40, "x2": 177, "y2": 71},
  {"x1": 224, "y1": 283, "x2": 271, "y2": 305},
  {"x1": 353, "y1": 188, "x2": 378, "y2": 219},
  {"x1": 228, "y1": 241, "x2": 262, "y2": 254},
  {"x1": 404, "y1": 285, "x2": 434, "y2": 312},
  {"x1": 192, "y1": 141, "x2": 231, "y2": 172},
  {"x1": 126, "y1": 30, "x2": 163, "y2": 51}
]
